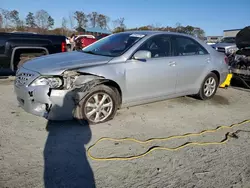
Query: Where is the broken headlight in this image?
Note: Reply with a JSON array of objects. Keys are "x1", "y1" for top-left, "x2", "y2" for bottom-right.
[
  {"x1": 30, "y1": 76, "x2": 63, "y2": 88},
  {"x1": 62, "y1": 71, "x2": 80, "y2": 89},
  {"x1": 227, "y1": 47, "x2": 238, "y2": 54}
]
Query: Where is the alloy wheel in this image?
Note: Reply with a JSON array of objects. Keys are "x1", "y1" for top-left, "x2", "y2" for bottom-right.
[
  {"x1": 204, "y1": 77, "x2": 216, "y2": 97},
  {"x1": 84, "y1": 92, "x2": 114, "y2": 123}
]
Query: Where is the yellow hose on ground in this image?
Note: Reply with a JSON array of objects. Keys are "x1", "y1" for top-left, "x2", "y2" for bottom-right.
[{"x1": 87, "y1": 119, "x2": 250, "y2": 161}]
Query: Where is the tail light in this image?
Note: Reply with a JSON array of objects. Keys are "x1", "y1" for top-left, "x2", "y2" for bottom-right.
[
  {"x1": 224, "y1": 56, "x2": 229, "y2": 64},
  {"x1": 61, "y1": 41, "x2": 66, "y2": 52}
]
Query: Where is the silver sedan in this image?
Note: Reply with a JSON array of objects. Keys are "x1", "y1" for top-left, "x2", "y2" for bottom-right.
[{"x1": 14, "y1": 31, "x2": 229, "y2": 124}]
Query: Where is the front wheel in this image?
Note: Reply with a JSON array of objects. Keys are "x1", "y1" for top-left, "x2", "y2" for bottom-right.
[
  {"x1": 75, "y1": 85, "x2": 119, "y2": 125},
  {"x1": 196, "y1": 72, "x2": 219, "y2": 100}
]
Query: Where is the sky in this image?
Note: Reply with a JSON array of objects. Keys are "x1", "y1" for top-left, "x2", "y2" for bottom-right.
[{"x1": 1, "y1": 0, "x2": 250, "y2": 36}]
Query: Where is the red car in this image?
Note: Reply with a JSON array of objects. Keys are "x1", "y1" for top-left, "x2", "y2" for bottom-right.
[
  {"x1": 81, "y1": 37, "x2": 97, "y2": 48},
  {"x1": 75, "y1": 34, "x2": 111, "y2": 50},
  {"x1": 74, "y1": 35, "x2": 97, "y2": 50}
]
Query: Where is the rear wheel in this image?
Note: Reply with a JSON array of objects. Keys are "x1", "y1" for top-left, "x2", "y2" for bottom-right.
[
  {"x1": 75, "y1": 85, "x2": 119, "y2": 125},
  {"x1": 196, "y1": 72, "x2": 219, "y2": 100}
]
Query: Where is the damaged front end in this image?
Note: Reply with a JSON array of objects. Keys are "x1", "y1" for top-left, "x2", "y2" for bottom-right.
[
  {"x1": 14, "y1": 68, "x2": 106, "y2": 121},
  {"x1": 230, "y1": 54, "x2": 250, "y2": 82},
  {"x1": 227, "y1": 26, "x2": 250, "y2": 85}
]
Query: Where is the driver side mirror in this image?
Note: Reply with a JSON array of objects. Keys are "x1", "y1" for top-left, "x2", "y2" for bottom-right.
[{"x1": 133, "y1": 50, "x2": 151, "y2": 61}]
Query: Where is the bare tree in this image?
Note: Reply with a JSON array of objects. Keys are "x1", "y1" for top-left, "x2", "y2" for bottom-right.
[
  {"x1": 0, "y1": 13, "x2": 3, "y2": 28},
  {"x1": 96, "y1": 14, "x2": 109, "y2": 29},
  {"x1": 0, "y1": 8, "x2": 11, "y2": 30},
  {"x1": 112, "y1": 17, "x2": 126, "y2": 32},
  {"x1": 68, "y1": 12, "x2": 75, "y2": 31},
  {"x1": 35, "y1": 10, "x2": 54, "y2": 32},
  {"x1": 62, "y1": 17, "x2": 67, "y2": 28},
  {"x1": 150, "y1": 23, "x2": 162, "y2": 30},
  {"x1": 113, "y1": 17, "x2": 125, "y2": 29},
  {"x1": 175, "y1": 22, "x2": 182, "y2": 32},
  {"x1": 61, "y1": 17, "x2": 68, "y2": 35},
  {"x1": 175, "y1": 22, "x2": 181, "y2": 27},
  {"x1": 35, "y1": 10, "x2": 47, "y2": 29},
  {"x1": 87, "y1": 12, "x2": 98, "y2": 27},
  {"x1": 9, "y1": 10, "x2": 21, "y2": 29},
  {"x1": 74, "y1": 11, "x2": 88, "y2": 30}
]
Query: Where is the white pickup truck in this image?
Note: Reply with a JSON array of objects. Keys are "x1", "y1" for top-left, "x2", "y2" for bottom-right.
[{"x1": 211, "y1": 37, "x2": 238, "y2": 54}]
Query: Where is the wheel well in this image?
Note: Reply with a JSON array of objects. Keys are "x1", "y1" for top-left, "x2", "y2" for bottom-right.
[
  {"x1": 13, "y1": 48, "x2": 48, "y2": 70},
  {"x1": 102, "y1": 80, "x2": 122, "y2": 106},
  {"x1": 211, "y1": 70, "x2": 220, "y2": 83}
]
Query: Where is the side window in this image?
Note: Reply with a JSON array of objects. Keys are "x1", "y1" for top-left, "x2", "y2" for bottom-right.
[
  {"x1": 137, "y1": 35, "x2": 172, "y2": 58},
  {"x1": 174, "y1": 36, "x2": 208, "y2": 56}
]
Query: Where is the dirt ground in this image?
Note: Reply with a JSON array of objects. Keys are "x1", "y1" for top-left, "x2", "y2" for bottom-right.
[{"x1": 1, "y1": 78, "x2": 250, "y2": 188}]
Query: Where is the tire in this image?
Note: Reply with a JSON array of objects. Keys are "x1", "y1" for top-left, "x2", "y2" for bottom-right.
[
  {"x1": 196, "y1": 72, "x2": 219, "y2": 100},
  {"x1": 75, "y1": 84, "x2": 119, "y2": 125}
]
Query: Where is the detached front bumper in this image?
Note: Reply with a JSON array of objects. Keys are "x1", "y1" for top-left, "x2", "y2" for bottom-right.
[{"x1": 14, "y1": 84, "x2": 76, "y2": 121}]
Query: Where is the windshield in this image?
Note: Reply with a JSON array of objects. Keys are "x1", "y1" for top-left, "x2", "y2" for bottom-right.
[
  {"x1": 82, "y1": 33, "x2": 146, "y2": 57},
  {"x1": 220, "y1": 37, "x2": 235, "y2": 43}
]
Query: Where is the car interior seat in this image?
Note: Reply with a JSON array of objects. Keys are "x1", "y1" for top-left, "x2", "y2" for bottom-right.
[{"x1": 184, "y1": 44, "x2": 199, "y2": 55}]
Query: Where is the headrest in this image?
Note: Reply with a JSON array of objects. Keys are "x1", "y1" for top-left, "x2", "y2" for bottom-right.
[{"x1": 185, "y1": 44, "x2": 198, "y2": 53}]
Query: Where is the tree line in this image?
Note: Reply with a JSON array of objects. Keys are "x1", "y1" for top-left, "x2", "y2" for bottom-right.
[{"x1": 0, "y1": 8, "x2": 205, "y2": 39}]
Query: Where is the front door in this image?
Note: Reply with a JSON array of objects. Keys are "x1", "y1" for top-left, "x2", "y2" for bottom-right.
[{"x1": 124, "y1": 34, "x2": 178, "y2": 103}]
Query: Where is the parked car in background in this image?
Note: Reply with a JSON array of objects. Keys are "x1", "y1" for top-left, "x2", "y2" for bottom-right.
[
  {"x1": 211, "y1": 37, "x2": 238, "y2": 54},
  {"x1": 14, "y1": 31, "x2": 229, "y2": 125},
  {"x1": 75, "y1": 35, "x2": 97, "y2": 50},
  {"x1": 0, "y1": 32, "x2": 67, "y2": 75},
  {"x1": 75, "y1": 34, "x2": 95, "y2": 40},
  {"x1": 96, "y1": 34, "x2": 110, "y2": 40}
]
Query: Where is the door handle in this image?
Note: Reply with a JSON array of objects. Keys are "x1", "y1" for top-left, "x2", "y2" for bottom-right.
[
  {"x1": 169, "y1": 61, "x2": 176, "y2": 66},
  {"x1": 206, "y1": 58, "x2": 211, "y2": 63}
]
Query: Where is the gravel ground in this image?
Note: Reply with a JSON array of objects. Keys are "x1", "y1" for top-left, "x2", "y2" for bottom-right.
[{"x1": 0, "y1": 78, "x2": 250, "y2": 188}]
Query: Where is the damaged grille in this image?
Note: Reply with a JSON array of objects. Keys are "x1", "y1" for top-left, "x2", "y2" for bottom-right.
[
  {"x1": 15, "y1": 72, "x2": 35, "y2": 86},
  {"x1": 217, "y1": 47, "x2": 226, "y2": 53}
]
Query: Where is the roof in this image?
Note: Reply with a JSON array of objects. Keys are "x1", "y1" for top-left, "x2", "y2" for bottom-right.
[
  {"x1": 121, "y1": 30, "x2": 195, "y2": 38},
  {"x1": 122, "y1": 30, "x2": 163, "y2": 34},
  {"x1": 223, "y1": 29, "x2": 242, "y2": 32},
  {"x1": 206, "y1": 36, "x2": 223, "y2": 37},
  {"x1": 85, "y1": 27, "x2": 112, "y2": 34}
]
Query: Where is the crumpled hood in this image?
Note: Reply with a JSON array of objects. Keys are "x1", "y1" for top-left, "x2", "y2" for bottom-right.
[
  {"x1": 211, "y1": 42, "x2": 236, "y2": 48},
  {"x1": 22, "y1": 51, "x2": 113, "y2": 75}
]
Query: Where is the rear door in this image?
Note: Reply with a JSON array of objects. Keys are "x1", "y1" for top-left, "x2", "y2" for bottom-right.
[{"x1": 171, "y1": 35, "x2": 210, "y2": 94}]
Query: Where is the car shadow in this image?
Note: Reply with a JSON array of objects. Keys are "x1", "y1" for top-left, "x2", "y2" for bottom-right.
[{"x1": 43, "y1": 95, "x2": 96, "y2": 188}]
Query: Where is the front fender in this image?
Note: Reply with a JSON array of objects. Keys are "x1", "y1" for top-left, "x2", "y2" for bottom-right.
[{"x1": 76, "y1": 63, "x2": 126, "y2": 94}]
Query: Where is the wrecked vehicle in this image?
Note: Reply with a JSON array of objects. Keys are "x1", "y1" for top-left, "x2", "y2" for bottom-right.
[
  {"x1": 227, "y1": 26, "x2": 250, "y2": 85},
  {"x1": 14, "y1": 31, "x2": 229, "y2": 124}
]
